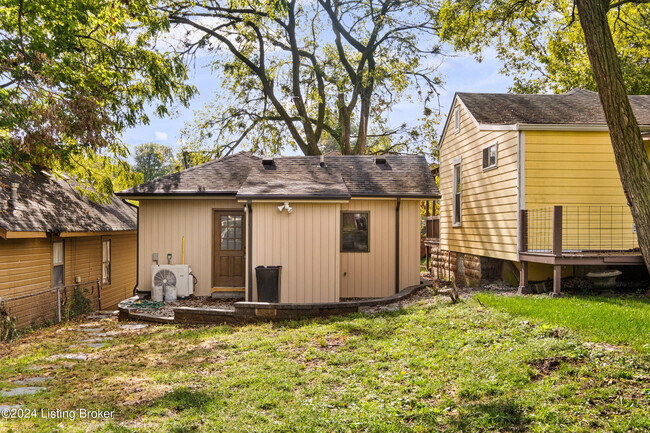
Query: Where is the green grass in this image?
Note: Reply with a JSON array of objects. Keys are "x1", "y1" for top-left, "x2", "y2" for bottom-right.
[
  {"x1": 478, "y1": 293, "x2": 650, "y2": 354},
  {"x1": 0, "y1": 290, "x2": 649, "y2": 432}
]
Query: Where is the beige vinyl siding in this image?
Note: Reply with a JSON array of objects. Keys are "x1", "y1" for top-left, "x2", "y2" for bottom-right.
[
  {"x1": 139, "y1": 198, "x2": 244, "y2": 296},
  {"x1": 250, "y1": 202, "x2": 340, "y2": 303},
  {"x1": 439, "y1": 100, "x2": 519, "y2": 261},
  {"x1": 399, "y1": 199, "x2": 422, "y2": 290},
  {"x1": 339, "y1": 199, "x2": 420, "y2": 298}
]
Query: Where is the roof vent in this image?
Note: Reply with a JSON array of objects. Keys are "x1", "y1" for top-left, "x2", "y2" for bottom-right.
[
  {"x1": 376, "y1": 157, "x2": 387, "y2": 165},
  {"x1": 9, "y1": 182, "x2": 18, "y2": 208},
  {"x1": 319, "y1": 154, "x2": 327, "y2": 168},
  {"x1": 262, "y1": 157, "x2": 276, "y2": 170}
]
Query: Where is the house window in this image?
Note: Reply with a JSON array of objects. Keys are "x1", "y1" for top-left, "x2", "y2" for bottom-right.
[
  {"x1": 454, "y1": 106, "x2": 460, "y2": 133},
  {"x1": 341, "y1": 212, "x2": 369, "y2": 252},
  {"x1": 453, "y1": 162, "x2": 462, "y2": 226},
  {"x1": 52, "y1": 241, "x2": 64, "y2": 287},
  {"x1": 482, "y1": 142, "x2": 498, "y2": 170},
  {"x1": 102, "y1": 239, "x2": 111, "y2": 285}
]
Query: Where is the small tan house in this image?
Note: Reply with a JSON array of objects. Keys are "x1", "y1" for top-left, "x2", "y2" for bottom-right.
[
  {"x1": 118, "y1": 153, "x2": 439, "y2": 303},
  {"x1": 0, "y1": 168, "x2": 137, "y2": 327},
  {"x1": 436, "y1": 89, "x2": 650, "y2": 294}
]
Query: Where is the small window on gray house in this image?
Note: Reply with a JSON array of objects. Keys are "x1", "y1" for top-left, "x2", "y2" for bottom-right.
[
  {"x1": 102, "y1": 239, "x2": 111, "y2": 285},
  {"x1": 453, "y1": 163, "x2": 462, "y2": 226},
  {"x1": 53, "y1": 241, "x2": 64, "y2": 287},
  {"x1": 341, "y1": 212, "x2": 369, "y2": 252},
  {"x1": 454, "y1": 106, "x2": 460, "y2": 133},
  {"x1": 482, "y1": 142, "x2": 498, "y2": 170}
]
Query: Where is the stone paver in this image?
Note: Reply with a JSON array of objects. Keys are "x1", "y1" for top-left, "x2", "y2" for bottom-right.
[
  {"x1": 24, "y1": 365, "x2": 60, "y2": 372},
  {"x1": 93, "y1": 331, "x2": 121, "y2": 337},
  {"x1": 47, "y1": 353, "x2": 97, "y2": 362},
  {"x1": 80, "y1": 338, "x2": 112, "y2": 343},
  {"x1": 0, "y1": 404, "x2": 23, "y2": 411},
  {"x1": 0, "y1": 387, "x2": 46, "y2": 397},
  {"x1": 120, "y1": 324, "x2": 148, "y2": 330},
  {"x1": 86, "y1": 343, "x2": 106, "y2": 349},
  {"x1": 12, "y1": 377, "x2": 50, "y2": 386}
]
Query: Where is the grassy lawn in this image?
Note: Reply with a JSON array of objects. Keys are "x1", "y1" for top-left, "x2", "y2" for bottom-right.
[
  {"x1": 0, "y1": 289, "x2": 649, "y2": 432},
  {"x1": 478, "y1": 293, "x2": 650, "y2": 354}
]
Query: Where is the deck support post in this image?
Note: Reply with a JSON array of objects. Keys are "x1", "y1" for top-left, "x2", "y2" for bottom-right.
[
  {"x1": 550, "y1": 265, "x2": 564, "y2": 297},
  {"x1": 518, "y1": 209, "x2": 532, "y2": 294},
  {"x1": 518, "y1": 261, "x2": 532, "y2": 295},
  {"x1": 550, "y1": 206, "x2": 564, "y2": 297}
]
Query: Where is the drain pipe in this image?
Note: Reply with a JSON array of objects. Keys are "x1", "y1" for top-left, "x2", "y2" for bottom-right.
[
  {"x1": 123, "y1": 200, "x2": 142, "y2": 297},
  {"x1": 395, "y1": 197, "x2": 401, "y2": 294},
  {"x1": 247, "y1": 200, "x2": 253, "y2": 302}
]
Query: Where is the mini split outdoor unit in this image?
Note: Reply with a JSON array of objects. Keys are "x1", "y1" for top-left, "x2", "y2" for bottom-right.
[{"x1": 151, "y1": 264, "x2": 195, "y2": 300}]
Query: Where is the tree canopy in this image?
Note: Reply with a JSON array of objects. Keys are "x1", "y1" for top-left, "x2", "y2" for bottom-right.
[
  {"x1": 437, "y1": 0, "x2": 650, "y2": 94},
  {"x1": 158, "y1": 0, "x2": 442, "y2": 156},
  {"x1": 0, "y1": 0, "x2": 194, "y2": 197},
  {"x1": 132, "y1": 142, "x2": 174, "y2": 182}
]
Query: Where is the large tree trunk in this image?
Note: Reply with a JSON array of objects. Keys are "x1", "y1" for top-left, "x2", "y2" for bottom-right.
[{"x1": 575, "y1": 0, "x2": 650, "y2": 274}]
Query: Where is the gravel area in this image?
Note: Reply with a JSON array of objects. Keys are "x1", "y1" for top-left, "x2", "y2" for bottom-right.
[{"x1": 122, "y1": 297, "x2": 239, "y2": 318}]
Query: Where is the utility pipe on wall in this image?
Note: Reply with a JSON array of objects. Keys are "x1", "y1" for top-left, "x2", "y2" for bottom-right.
[
  {"x1": 247, "y1": 200, "x2": 253, "y2": 302},
  {"x1": 395, "y1": 198, "x2": 401, "y2": 294}
]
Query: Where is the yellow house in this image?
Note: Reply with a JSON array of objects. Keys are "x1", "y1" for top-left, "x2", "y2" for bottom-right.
[
  {"x1": 117, "y1": 152, "x2": 439, "y2": 303},
  {"x1": 436, "y1": 89, "x2": 650, "y2": 295},
  {"x1": 0, "y1": 168, "x2": 137, "y2": 328}
]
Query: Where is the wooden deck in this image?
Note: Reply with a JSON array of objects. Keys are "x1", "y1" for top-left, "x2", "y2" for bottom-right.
[{"x1": 518, "y1": 206, "x2": 643, "y2": 297}]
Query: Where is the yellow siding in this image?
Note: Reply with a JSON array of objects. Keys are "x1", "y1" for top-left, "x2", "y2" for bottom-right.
[
  {"x1": 439, "y1": 100, "x2": 519, "y2": 261},
  {"x1": 251, "y1": 202, "x2": 340, "y2": 303},
  {"x1": 525, "y1": 131, "x2": 635, "y2": 251},
  {"x1": 139, "y1": 198, "x2": 245, "y2": 296},
  {"x1": 0, "y1": 238, "x2": 51, "y2": 300},
  {"x1": 339, "y1": 199, "x2": 421, "y2": 298},
  {"x1": 101, "y1": 234, "x2": 137, "y2": 308},
  {"x1": 0, "y1": 233, "x2": 136, "y2": 327}
]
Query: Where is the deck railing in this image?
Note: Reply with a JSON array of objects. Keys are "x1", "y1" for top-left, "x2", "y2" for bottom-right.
[
  {"x1": 521, "y1": 205, "x2": 638, "y2": 254},
  {"x1": 425, "y1": 215, "x2": 440, "y2": 244}
]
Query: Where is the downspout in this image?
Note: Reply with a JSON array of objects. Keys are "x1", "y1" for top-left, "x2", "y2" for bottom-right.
[
  {"x1": 247, "y1": 200, "x2": 253, "y2": 302},
  {"x1": 395, "y1": 197, "x2": 401, "y2": 294},
  {"x1": 123, "y1": 200, "x2": 142, "y2": 297}
]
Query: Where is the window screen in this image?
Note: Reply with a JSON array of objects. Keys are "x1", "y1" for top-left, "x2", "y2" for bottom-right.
[
  {"x1": 453, "y1": 164, "x2": 462, "y2": 226},
  {"x1": 341, "y1": 212, "x2": 369, "y2": 252},
  {"x1": 102, "y1": 239, "x2": 111, "y2": 285},
  {"x1": 482, "y1": 143, "x2": 498, "y2": 170},
  {"x1": 53, "y1": 241, "x2": 64, "y2": 287}
]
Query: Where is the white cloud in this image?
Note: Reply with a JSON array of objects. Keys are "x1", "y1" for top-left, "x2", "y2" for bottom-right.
[{"x1": 154, "y1": 131, "x2": 169, "y2": 141}]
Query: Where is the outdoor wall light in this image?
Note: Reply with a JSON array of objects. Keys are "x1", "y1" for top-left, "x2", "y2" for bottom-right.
[{"x1": 277, "y1": 202, "x2": 293, "y2": 213}]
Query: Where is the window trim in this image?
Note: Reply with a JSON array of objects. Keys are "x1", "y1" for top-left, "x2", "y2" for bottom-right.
[
  {"x1": 452, "y1": 157, "x2": 462, "y2": 227},
  {"x1": 340, "y1": 210, "x2": 370, "y2": 253},
  {"x1": 482, "y1": 141, "x2": 499, "y2": 171},
  {"x1": 52, "y1": 240, "x2": 65, "y2": 287},
  {"x1": 454, "y1": 106, "x2": 460, "y2": 134},
  {"x1": 102, "y1": 238, "x2": 111, "y2": 286}
]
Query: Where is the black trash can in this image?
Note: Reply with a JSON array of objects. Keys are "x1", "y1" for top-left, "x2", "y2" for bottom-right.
[{"x1": 255, "y1": 266, "x2": 281, "y2": 303}]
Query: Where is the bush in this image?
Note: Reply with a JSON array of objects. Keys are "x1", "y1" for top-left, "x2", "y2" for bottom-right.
[{"x1": 0, "y1": 300, "x2": 18, "y2": 342}]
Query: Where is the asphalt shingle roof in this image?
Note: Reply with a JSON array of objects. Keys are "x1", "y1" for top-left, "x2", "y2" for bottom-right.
[
  {"x1": 118, "y1": 153, "x2": 439, "y2": 199},
  {"x1": 458, "y1": 88, "x2": 650, "y2": 126},
  {"x1": 0, "y1": 167, "x2": 137, "y2": 233}
]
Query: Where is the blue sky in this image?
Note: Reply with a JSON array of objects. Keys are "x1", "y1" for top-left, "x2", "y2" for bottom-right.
[{"x1": 121, "y1": 52, "x2": 514, "y2": 158}]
